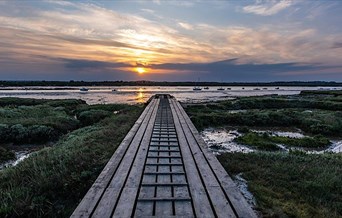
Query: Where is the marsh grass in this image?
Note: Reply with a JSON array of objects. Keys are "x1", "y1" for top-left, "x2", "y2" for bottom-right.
[
  {"x1": 186, "y1": 95, "x2": 342, "y2": 136},
  {"x1": 218, "y1": 152, "x2": 342, "y2": 217},
  {"x1": 0, "y1": 147, "x2": 15, "y2": 163},
  {"x1": 235, "y1": 132, "x2": 330, "y2": 151},
  {"x1": 189, "y1": 93, "x2": 342, "y2": 217},
  {"x1": 0, "y1": 99, "x2": 85, "y2": 144},
  {"x1": 0, "y1": 104, "x2": 142, "y2": 217},
  {"x1": 0, "y1": 98, "x2": 132, "y2": 144},
  {"x1": 0, "y1": 98, "x2": 86, "y2": 109}
]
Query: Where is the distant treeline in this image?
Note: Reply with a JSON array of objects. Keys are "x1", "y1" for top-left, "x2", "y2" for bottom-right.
[{"x1": 0, "y1": 80, "x2": 341, "y2": 87}]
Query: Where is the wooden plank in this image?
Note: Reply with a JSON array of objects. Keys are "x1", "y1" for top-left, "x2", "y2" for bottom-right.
[
  {"x1": 171, "y1": 165, "x2": 184, "y2": 174},
  {"x1": 138, "y1": 216, "x2": 194, "y2": 218},
  {"x1": 146, "y1": 163, "x2": 183, "y2": 166},
  {"x1": 144, "y1": 172, "x2": 185, "y2": 175},
  {"x1": 173, "y1": 99, "x2": 257, "y2": 218},
  {"x1": 141, "y1": 182, "x2": 187, "y2": 187},
  {"x1": 170, "y1": 99, "x2": 236, "y2": 218},
  {"x1": 169, "y1": 99, "x2": 215, "y2": 218},
  {"x1": 132, "y1": 175, "x2": 157, "y2": 217},
  {"x1": 71, "y1": 98, "x2": 156, "y2": 217},
  {"x1": 91, "y1": 99, "x2": 159, "y2": 218},
  {"x1": 111, "y1": 99, "x2": 160, "y2": 217},
  {"x1": 134, "y1": 174, "x2": 156, "y2": 216},
  {"x1": 155, "y1": 174, "x2": 173, "y2": 216},
  {"x1": 173, "y1": 174, "x2": 193, "y2": 216}
]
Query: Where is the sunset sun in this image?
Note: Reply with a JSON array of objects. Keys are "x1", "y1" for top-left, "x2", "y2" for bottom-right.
[{"x1": 136, "y1": 67, "x2": 146, "y2": 74}]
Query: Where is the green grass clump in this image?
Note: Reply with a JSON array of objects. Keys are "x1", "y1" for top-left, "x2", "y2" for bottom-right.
[
  {"x1": 0, "y1": 105, "x2": 80, "y2": 132},
  {"x1": 186, "y1": 94, "x2": 342, "y2": 135},
  {"x1": 0, "y1": 104, "x2": 80, "y2": 143},
  {"x1": 235, "y1": 132, "x2": 330, "y2": 150},
  {"x1": 0, "y1": 97, "x2": 86, "y2": 108},
  {"x1": 0, "y1": 124, "x2": 57, "y2": 144},
  {"x1": 188, "y1": 107, "x2": 342, "y2": 136},
  {"x1": 0, "y1": 98, "x2": 127, "y2": 144},
  {"x1": 235, "y1": 132, "x2": 281, "y2": 151},
  {"x1": 218, "y1": 152, "x2": 342, "y2": 217},
  {"x1": 0, "y1": 147, "x2": 15, "y2": 164},
  {"x1": 0, "y1": 104, "x2": 142, "y2": 217},
  {"x1": 77, "y1": 110, "x2": 112, "y2": 126},
  {"x1": 300, "y1": 90, "x2": 342, "y2": 97}
]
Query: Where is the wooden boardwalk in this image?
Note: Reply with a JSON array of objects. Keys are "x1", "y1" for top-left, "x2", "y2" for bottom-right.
[{"x1": 71, "y1": 94, "x2": 256, "y2": 218}]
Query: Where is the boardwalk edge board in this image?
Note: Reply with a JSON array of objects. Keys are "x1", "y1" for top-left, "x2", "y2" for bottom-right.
[{"x1": 71, "y1": 94, "x2": 257, "y2": 218}]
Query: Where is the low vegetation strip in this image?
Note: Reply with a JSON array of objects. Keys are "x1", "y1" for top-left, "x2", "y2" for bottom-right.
[
  {"x1": 0, "y1": 147, "x2": 15, "y2": 163},
  {"x1": 300, "y1": 90, "x2": 342, "y2": 96},
  {"x1": 186, "y1": 95, "x2": 342, "y2": 136},
  {"x1": 0, "y1": 98, "x2": 143, "y2": 217},
  {"x1": 188, "y1": 92, "x2": 342, "y2": 217},
  {"x1": 0, "y1": 99, "x2": 86, "y2": 144},
  {"x1": 218, "y1": 152, "x2": 342, "y2": 217},
  {"x1": 235, "y1": 132, "x2": 330, "y2": 151}
]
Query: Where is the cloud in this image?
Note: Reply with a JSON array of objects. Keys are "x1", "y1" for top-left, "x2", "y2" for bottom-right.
[
  {"x1": 305, "y1": 2, "x2": 338, "y2": 20},
  {"x1": 243, "y1": 0, "x2": 293, "y2": 16},
  {"x1": 144, "y1": 59, "x2": 340, "y2": 82},
  {"x1": 0, "y1": 3, "x2": 340, "y2": 66},
  {"x1": 141, "y1": 8, "x2": 155, "y2": 14},
  {"x1": 167, "y1": 1, "x2": 194, "y2": 7},
  {"x1": 0, "y1": 1, "x2": 341, "y2": 81},
  {"x1": 332, "y1": 42, "x2": 342, "y2": 49},
  {"x1": 152, "y1": 0, "x2": 161, "y2": 5},
  {"x1": 62, "y1": 59, "x2": 130, "y2": 69},
  {"x1": 178, "y1": 22, "x2": 193, "y2": 30}
]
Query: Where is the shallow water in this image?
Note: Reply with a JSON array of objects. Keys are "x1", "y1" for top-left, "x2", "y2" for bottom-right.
[
  {"x1": 0, "y1": 150, "x2": 31, "y2": 170},
  {"x1": 201, "y1": 128, "x2": 254, "y2": 155},
  {"x1": 1, "y1": 86, "x2": 341, "y2": 105},
  {"x1": 255, "y1": 130, "x2": 305, "y2": 139},
  {"x1": 201, "y1": 127, "x2": 342, "y2": 154},
  {"x1": 234, "y1": 173, "x2": 257, "y2": 207}
]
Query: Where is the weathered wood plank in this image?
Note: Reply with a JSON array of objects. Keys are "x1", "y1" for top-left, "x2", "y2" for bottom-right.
[
  {"x1": 173, "y1": 99, "x2": 257, "y2": 218},
  {"x1": 135, "y1": 174, "x2": 156, "y2": 217},
  {"x1": 169, "y1": 99, "x2": 215, "y2": 218},
  {"x1": 173, "y1": 174, "x2": 193, "y2": 216},
  {"x1": 70, "y1": 99, "x2": 157, "y2": 217},
  {"x1": 171, "y1": 99, "x2": 236, "y2": 218},
  {"x1": 155, "y1": 174, "x2": 173, "y2": 216},
  {"x1": 91, "y1": 99, "x2": 159, "y2": 218},
  {"x1": 111, "y1": 99, "x2": 160, "y2": 217}
]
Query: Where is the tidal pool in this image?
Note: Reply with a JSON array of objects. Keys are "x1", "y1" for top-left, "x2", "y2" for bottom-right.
[
  {"x1": 201, "y1": 127, "x2": 342, "y2": 154},
  {"x1": 0, "y1": 150, "x2": 31, "y2": 170},
  {"x1": 201, "y1": 128, "x2": 254, "y2": 155}
]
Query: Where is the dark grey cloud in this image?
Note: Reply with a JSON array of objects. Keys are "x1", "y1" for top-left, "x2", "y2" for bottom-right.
[
  {"x1": 56, "y1": 58, "x2": 342, "y2": 82},
  {"x1": 62, "y1": 59, "x2": 130, "y2": 69},
  {"x1": 1, "y1": 57, "x2": 340, "y2": 82},
  {"x1": 332, "y1": 42, "x2": 342, "y2": 49},
  {"x1": 149, "y1": 59, "x2": 333, "y2": 82}
]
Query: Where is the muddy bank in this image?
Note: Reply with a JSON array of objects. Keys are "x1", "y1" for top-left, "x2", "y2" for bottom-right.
[{"x1": 201, "y1": 126, "x2": 342, "y2": 154}]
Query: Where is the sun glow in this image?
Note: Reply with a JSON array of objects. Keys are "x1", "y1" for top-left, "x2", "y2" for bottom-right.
[{"x1": 136, "y1": 67, "x2": 146, "y2": 74}]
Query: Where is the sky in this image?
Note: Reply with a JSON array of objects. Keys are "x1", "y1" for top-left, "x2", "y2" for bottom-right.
[{"x1": 0, "y1": 0, "x2": 341, "y2": 82}]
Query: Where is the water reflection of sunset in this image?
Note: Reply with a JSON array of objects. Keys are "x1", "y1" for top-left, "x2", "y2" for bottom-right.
[{"x1": 136, "y1": 91, "x2": 145, "y2": 104}]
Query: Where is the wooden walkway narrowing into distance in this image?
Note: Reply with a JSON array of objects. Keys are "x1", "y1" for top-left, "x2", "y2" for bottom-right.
[{"x1": 71, "y1": 94, "x2": 256, "y2": 218}]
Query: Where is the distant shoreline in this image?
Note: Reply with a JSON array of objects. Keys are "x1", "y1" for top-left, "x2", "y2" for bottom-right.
[{"x1": 1, "y1": 80, "x2": 342, "y2": 87}]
